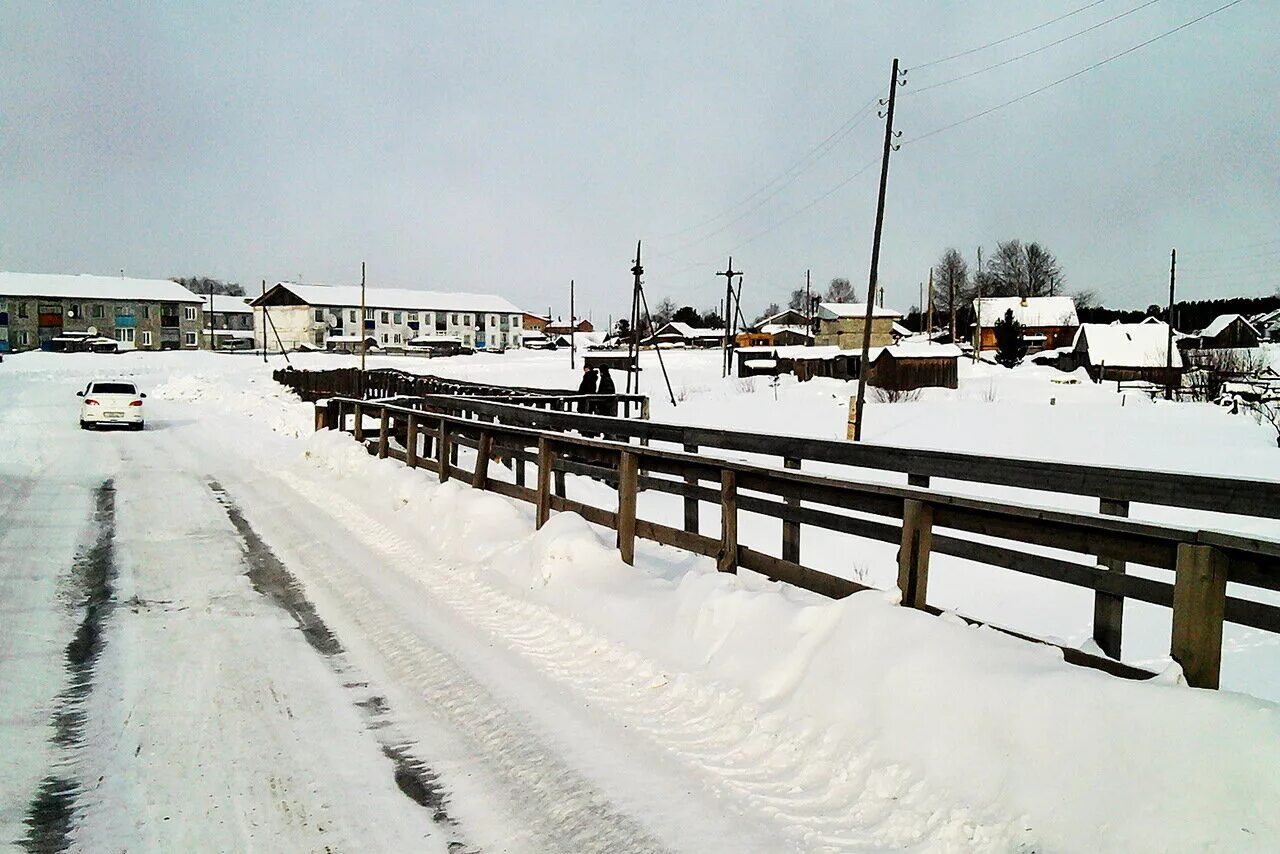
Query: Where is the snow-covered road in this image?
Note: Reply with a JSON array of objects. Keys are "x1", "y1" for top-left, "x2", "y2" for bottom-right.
[{"x1": 4, "y1": 351, "x2": 1279, "y2": 853}]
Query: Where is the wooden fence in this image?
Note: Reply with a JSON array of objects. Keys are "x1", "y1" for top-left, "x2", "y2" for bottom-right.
[{"x1": 313, "y1": 394, "x2": 1280, "y2": 690}]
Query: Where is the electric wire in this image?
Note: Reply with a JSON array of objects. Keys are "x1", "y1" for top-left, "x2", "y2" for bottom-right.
[
  {"x1": 904, "y1": 0, "x2": 1247, "y2": 146},
  {"x1": 910, "y1": 0, "x2": 1113, "y2": 71},
  {"x1": 906, "y1": 0, "x2": 1164, "y2": 96}
]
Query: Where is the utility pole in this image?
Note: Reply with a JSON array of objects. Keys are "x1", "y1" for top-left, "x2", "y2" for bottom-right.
[
  {"x1": 627, "y1": 242, "x2": 643, "y2": 394},
  {"x1": 1165, "y1": 248, "x2": 1177, "y2": 400},
  {"x1": 804, "y1": 269, "x2": 812, "y2": 335},
  {"x1": 569, "y1": 279, "x2": 576, "y2": 370},
  {"x1": 852, "y1": 58, "x2": 905, "y2": 442},
  {"x1": 261, "y1": 279, "x2": 267, "y2": 362},
  {"x1": 973, "y1": 246, "x2": 983, "y2": 362},
  {"x1": 926, "y1": 268, "x2": 933, "y2": 343},
  {"x1": 360, "y1": 261, "x2": 367, "y2": 372},
  {"x1": 918, "y1": 282, "x2": 924, "y2": 332},
  {"x1": 717, "y1": 257, "x2": 740, "y2": 378}
]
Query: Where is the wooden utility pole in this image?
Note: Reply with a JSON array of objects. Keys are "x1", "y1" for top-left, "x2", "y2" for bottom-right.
[
  {"x1": 569, "y1": 279, "x2": 576, "y2": 370},
  {"x1": 973, "y1": 246, "x2": 983, "y2": 362},
  {"x1": 1165, "y1": 249, "x2": 1177, "y2": 400},
  {"x1": 852, "y1": 58, "x2": 905, "y2": 441},
  {"x1": 926, "y1": 268, "x2": 933, "y2": 343},
  {"x1": 804, "y1": 269, "x2": 812, "y2": 335},
  {"x1": 717, "y1": 257, "x2": 741, "y2": 378},
  {"x1": 261, "y1": 279, "x2": 267, "y2": 362},
  {"x1": 360, "y1": 262, "x2": 367, "y2": 372},
  {"x1": 627, "y1": 242, "x2": 643, "y2": 394}
]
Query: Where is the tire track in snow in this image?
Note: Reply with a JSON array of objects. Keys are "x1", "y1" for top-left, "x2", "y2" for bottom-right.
[
  {"x1": 19, "y1": 480, "x2": 116, "y2": 854},
  {"x1": 274, "y1": 466, "x2": 1031, "y2": 852},
  {"x1": 206, "y1": 480, "x2": 475, "y2": 853}
]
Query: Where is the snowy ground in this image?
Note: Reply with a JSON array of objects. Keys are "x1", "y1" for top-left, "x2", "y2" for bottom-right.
[{"x1": 2, "y1": 347, "x2": 1279, "y2": 852}]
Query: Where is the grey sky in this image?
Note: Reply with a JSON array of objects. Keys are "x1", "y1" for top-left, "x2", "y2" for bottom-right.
[{"x1": 2, "y1": 1, "x2": 1276, "y2": 322}]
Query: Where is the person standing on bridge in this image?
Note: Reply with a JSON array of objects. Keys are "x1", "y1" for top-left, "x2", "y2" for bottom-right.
[
  {"x1": 596, "y1": 366, "x2": 618, "y2": 416},
  {"x1": 577, "y1": 365, "x2": 599, "y2": 415}
]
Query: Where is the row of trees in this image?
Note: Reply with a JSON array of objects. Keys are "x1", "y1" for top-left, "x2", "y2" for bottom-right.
[
  {"x1": 925, "y1": 240, "x2": 1072, "y2": 340},
  {"x1": 173, "y1": 276, "x2": 245, "y2": 296}
]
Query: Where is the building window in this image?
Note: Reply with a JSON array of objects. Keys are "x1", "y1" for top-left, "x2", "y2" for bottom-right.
[
  {"x1": 407, "y1": 312, "x2": 418, "y2": 321},
  {"x1": 141, "y1": 331, "x2": 153, "y2": 347},
  {"x1": 451, "y1": 313, "x2": 457, "y2": 324},
  {"x1": 394, "y1": 333, "x2": 401, "y2": 344},
  {"x1": 381, "y1": 333, "x2": 388, "y2": 343},
  {"x1": 139, "y1": 305, "x2": 150, "y2": 319},
  {"x1": 16, "y1": 302, "x2": 29, "y2": 318},
  {"x1": 364, "y1": 308, "x2": 374, "y2": 320},
  {"x1": 463, "y1": 314, "x2": 471, "y2": 326},
  {"x1": 463, "y1": 334, "x2": 471, "y2": 346},
  {"x1": 380, "y1": 311, "x2": 389, "y2": 324},
  {"x1": 314, "y1": 309, "x2": 325, "y2": 322},
  {"x1": 184, "y1": 332, "x2": 197, "y2": 346},
  {"x1": 513, "y1": 315, "x2": 521, "y2": 327},
  {"x1": 184, "y1": 306, "x2": 197, "y2": 321},
  {"x1": 115, "y1": 304, "x2": 134, "y2": 317},
  {"x1": 17, "y1": 330, "x2": 30, "y2": 345},
  {"x1": 349, "y1": 310, "x2": 357, "y2": 323},
  {"x1": 490, "y1": 315, "x2": 496, "y2": 326},
  {"x1": 91, "y1": 304, "x2": 103, "y2": 318},
  {"x1": 393, "y1": 311, "x2": 402, "y2": 324}
]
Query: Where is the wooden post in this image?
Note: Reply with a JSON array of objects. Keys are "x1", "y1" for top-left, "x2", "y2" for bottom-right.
[
  {"x1": 1093, "y1": 498, "x2": 1130, "y2": 659},
  {"x1": 377, "y1": 408, "x2": 390, "y2": 458},
  {"x1": 515, "y1": 449, "x2": 526, "y2": 488},
  {"x1": 437, "y1": 419, "x2": 450, "y2": 483},
  {"x1": 1171, "y1": 543, "x2": 1228, "y2": 689},
  {"x1": 554, "y1": 469, "x2": 566, "y2": 498},
  {"x1": 617, "y1": 451, "x2": 638, "y2": 565},
  {"x1": 405, "y1": 415, "x2": 418, "y2": 468},
  {"x1": 718, "y1": 470, "x2": 738, "y2": 573},
  {"x1": 536, "y1": 439, "x2": 553, "y2": 528},
  {"x1": 353, "y1": 402, "x2": 364, "y2": 441},
  {"x1": 641, "y1": 397, "x2": 651, "y2": 420},
  {"x1": 897, "y1": 499, "x2": 933, "y2": 609},
  {"x1": 327, "y1": 398, "x2": 339, "y2": 430},
  {"x1": 314, "y1": 404, "x2": 328, "y2": 432},
  {"x1": 472, "y1": 432, "x2": 493, "y2": 490},
  {"x1": 782, "y1": 457, "x2": 801, "y2": 563},
  {"x1": 683, "y1": 443, "x2": 699, "y2": 533},
  {"x1": 450, "y1": 440, "x2": 459, "y2": 467}
]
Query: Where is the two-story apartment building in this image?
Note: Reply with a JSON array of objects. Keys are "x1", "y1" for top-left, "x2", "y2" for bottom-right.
[
  {"x1": 202, "y1": 294, "x2": 256, "y2": 349},
  {"x1": 0, "y1": 272, "x2": 204, "y2": 352},
  {"x1": 250, "y1": 282, "x2": 524, "y2": 352}
]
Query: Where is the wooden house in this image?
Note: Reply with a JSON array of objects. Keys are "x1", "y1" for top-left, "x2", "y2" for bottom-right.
[
  {"x1": 1067, "y1": 321, "x2": 1183, "y2": 384},
  {"x1": 972, "y1": 296, "x2": 1078, "y2": 353},
  {"x1": 645, "y1": 321, "x2": 725, "y2": 348},
  {"x1": 814, "y1": 303, "x2": 903, "y2": 348},
  {"x1": 737, "y1": 343, "x2": 960, "y2": 391},
  {"x1": 1193, "y1": 314, "x2": 1260, "y2": 349}
]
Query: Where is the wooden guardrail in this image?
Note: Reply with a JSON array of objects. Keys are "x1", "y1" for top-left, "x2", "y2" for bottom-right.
[
  {"x1": 274, "y1": 366, "x2": 650, "y2": 418},
  {"x1": 313, "y1": 395, "x2": 1280, "y2": 690}
]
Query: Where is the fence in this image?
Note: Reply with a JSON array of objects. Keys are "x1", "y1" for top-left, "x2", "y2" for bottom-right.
[
  {"x1": 312, "y1": 393, "x2": 1280, "y2": 690},
  {"x1": 274, "y1": 365, "x2": 650, "y2": 418}
]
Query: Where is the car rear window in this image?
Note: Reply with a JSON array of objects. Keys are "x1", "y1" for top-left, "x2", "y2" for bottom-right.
[{"x1": 90, "y1": 383, "x2": 137, "y2": 395}]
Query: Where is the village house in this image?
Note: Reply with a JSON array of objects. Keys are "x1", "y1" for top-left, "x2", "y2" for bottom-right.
[
  {"x1": 1066, "y1": 320, "x2": 1183, "y2": 384},
  {"x1": 972, "y1": 296, "x2": 1078, "y2": 353},
  {"x1": 1191, "y1": 314, "x2": 1260, "y2": 349},
  {"x1": 814, "y1": 303, "x2": 903, "y2": 348},
  {"x1": 645, "y1": 321, "x2": 726, "y2": 348},
  {"x1": 250, "y1": 282, "x2": 524, "y2": 353},
  {"x1": 521, "y1": 312, "x2": 549, "y2": 333},
  {"x1": 1249, "y1": 308, "x2": 1280, "y2": 342},
  {"x1": 545, "y1": 317, "x2": 594, "y2": 335},
  {"x1": 741, "y1": 308, "x2": 814, "y2": 347},
  {"x1": 737, "y1": 342, "x2": 961, "y2": 390},
  {"x1": 0, "y1": 271, "x2": 204, "y2": 353},
  {"x1": 202, "y1": 294, "x2": 256, "y2": 350}
]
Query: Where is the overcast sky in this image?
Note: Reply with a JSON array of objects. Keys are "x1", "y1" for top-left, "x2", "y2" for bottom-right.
[{"x1": 2, "y1": 1, "x2": 1276, "y2": 322}]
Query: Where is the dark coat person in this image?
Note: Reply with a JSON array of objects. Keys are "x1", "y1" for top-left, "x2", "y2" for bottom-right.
[
  {"x1": 578, "y1": 366, "x2": 599, "y2": 395},
  {"x1": 596, "y1": 366, "x2": 618, "y2": 416}
]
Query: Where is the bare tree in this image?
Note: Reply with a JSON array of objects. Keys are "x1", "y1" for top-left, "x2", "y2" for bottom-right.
[
  {"x1": 787, "y1": 288, "x2": 806, "y2": 310},
  {"x1": 754, "y1": 302, "x2": 781, "y2": 324},
  {"x1": 985, "y1": 240, "x2": 1026, "y2": 297},
  {"x1": 1071, "y1": 289, "x2": 1099, "y2": 310},
  {"x1": 173, "y1": 276, "x2": 245, "y2": 296},
  {"x1": 651, "y1": 297, "x2": 677, "y2": 326},
  {"x1": 824, "y1": 277, "x2": 855, "y2": 303},
  {"x1": 1025, "y1": 242, "x2": 1064, "y2": 297},
  {"x1": 932, "y1": 248, "x2": 969, "y2": 342}
]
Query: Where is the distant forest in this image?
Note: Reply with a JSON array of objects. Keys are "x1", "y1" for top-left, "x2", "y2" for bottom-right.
[{"x1": 1079, "y1": 295, "x2": 1280, "y2": 332}]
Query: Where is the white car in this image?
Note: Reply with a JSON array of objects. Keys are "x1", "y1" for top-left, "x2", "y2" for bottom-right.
[{"x1": 78, "y1": 380, "x2": 146, "y2": 431}]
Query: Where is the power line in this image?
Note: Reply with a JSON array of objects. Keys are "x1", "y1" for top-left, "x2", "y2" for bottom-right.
[
  {"x1": 657, "y1": 97, "x2": 881, "y2": 256},
  {"x1": 907, "y1": 0, "x2": 1164, "y2": 96},
  {"x1": 654, "y1": 89, "x2": 883, "y2": 241},
  {"x1": 728, "y1": 155, "x2": 881, "y2": 253},
  {"x1": 904, "y1": 0, "x2": 1248, "y2": 147},
  {"x1": 911, "y1": 0, "x2": 1113, "y2": 71}
]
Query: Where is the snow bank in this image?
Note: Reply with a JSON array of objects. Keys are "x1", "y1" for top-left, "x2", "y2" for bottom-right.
[{"x1": 296, "y1": 429, "x2": 1280, "y2": 851}]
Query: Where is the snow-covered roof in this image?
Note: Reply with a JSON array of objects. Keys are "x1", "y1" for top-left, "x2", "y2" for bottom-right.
[
  {"x1": 754, "y1": 308, "x2": 808, "y2": 327},
  {"x1": 817, "y1": 302, "x2": 903, "y2": 320},
  {"x1": 651, "y1": 322, "x2": 726, "y2": 339},
  {"x1": 202, "y1": 294, "x2": 256, "y2": 313},
  {"x1": 1074, "y1": 322, "x2": 1182, "y2": 368},
  {"x1": 877, "y1": 343, "x2": 964, "y2": 359},
  {"x1": 743, "y1": 343, "x2": 962, "y2": 361},
  {"x1": 326, "y1": 335, "x2": 372, "y2": 343},
  {"x1": 891, "y1": 322, "x2": 911, "y2": 337},
  {"x1": 758, "y1": 323, "x2": 811, "y2": 336},
  {"x1": 255, "y1": 282, "x2": 522, "y2": 314},
  {"x1": 1200, "y1": 313, "x2": 1256, "y2": 338},
  {"x1": 0, "y1": 272, "x2": 204, "y2": 303},
  {"x1": 974, "y1": 296, "x2": 1078, "y2": 328},
  {"x1": 408, "y1": 335, "x2": 463, "y2": 344}
]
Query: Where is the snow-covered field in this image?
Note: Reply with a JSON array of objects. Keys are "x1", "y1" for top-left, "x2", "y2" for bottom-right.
[{"x1": 2, "y1": 346, "x2": 1279, "y2": 852}]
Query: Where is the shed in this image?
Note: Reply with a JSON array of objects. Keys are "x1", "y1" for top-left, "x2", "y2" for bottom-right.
[
  {"x1": 1196, "y1": 314, "x2": 1259, "y2": 349},
  {"x1": 1070, "y1": 321, "x2": 1182, "y2": 384}
]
